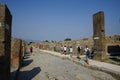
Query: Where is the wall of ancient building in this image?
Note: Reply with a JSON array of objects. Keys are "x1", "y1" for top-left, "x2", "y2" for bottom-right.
[{"x1": 0, "y1": 3, "x2": 12, "y2": 80}]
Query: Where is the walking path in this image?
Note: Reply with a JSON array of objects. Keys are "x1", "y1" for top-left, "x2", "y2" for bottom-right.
[
  {"x1": 18, "y1": 48, "x2": 117, "y2": 80},
  {"x1": 13, "y1": 48, "x2": 120, "y2": 80},
  {"x1": 40, "y1": 49, "x2": 120, "y2": 80}
]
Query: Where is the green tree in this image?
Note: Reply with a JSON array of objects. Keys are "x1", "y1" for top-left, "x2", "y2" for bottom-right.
[
  {"x1": 44, "y1": 40, "x2": 49, "y2": 42},
  {"x1": 64, "y1": 38, "x2": 72, "y2": 41}
]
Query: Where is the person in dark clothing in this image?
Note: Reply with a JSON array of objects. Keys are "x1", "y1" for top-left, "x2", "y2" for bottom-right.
[
  {"x1": 90, "y1": 48, "x2": 94, "y2": 59},
  {"x1": 77, "y1": 46, "x2": 81, "y2": 59}
]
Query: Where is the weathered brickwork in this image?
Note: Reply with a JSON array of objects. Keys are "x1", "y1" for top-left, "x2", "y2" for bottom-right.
[
  {"x1": 105, "y1": 35, "x2": 120, "y2": 56},
  {"x1": 11, "y1": 38, "x2": 22, "y2": 68},
  {"x1": 11, "y1": 38, "x2": 27, "y2": 70},
  {"x1": 93, "y1": 11, "x2": 106, "y2": 60},
  {"x1": 106, "y1": 35, "x2": 120, "y2": 44},
  {"x1": 0, "y1": 3, "x2": 12, "y2": 80},
  {"x1": 21, "y1": 40, "x2": 27, "y2": 57}
]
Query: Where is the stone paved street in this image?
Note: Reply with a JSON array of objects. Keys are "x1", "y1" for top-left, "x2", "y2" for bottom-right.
[{"x1": 17, "y1": 49, "x2": 116, "y2": 80}]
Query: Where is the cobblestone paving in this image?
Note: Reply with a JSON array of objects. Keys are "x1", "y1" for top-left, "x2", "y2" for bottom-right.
[{"x1": 18, "y1": 50, "x2": 116, "y2": 80}]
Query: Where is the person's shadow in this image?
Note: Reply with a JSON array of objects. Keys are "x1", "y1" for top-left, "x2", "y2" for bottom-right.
[{"x1": 17, "y1": 67, "x2": 41, "y2": 80}]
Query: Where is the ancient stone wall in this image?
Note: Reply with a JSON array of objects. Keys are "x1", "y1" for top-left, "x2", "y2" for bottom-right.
[
  {"x1": 22, "y1": 40, "x2": 27, "y2": 57},
  {"x1": 0, "y1": 3, "x2": 12, "y2": 80},
  {"x1": 11, "y1": 38, "x2": 22, "y2": 69},
  {"x1": 106, "y1": 35, "x2": 120, "y2": 44},
  {"x1": 11, "y1": 38, "x2": 28, "y2": 72},
  {"x1": 30, "y1": 37, "x2": 94, "y2": 55},
  {"x1": 105, "y1": 35, "x2": 120, "y2": 56}
]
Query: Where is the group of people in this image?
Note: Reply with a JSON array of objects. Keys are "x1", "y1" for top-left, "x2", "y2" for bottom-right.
[
  {"x1": 61, "y1": 45, "x2": 92, "y2": 64},
  {"x1": 29, "y1": 45, "x2": 92, "y2": 64}
]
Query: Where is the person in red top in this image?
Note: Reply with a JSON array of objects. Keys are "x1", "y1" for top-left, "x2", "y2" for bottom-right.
[{"x1": 30, "y1": 46, "x2": 33, "y2": 53}]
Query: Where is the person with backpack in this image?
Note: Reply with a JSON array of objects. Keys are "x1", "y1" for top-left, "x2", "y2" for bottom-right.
[
  {"x1": 63, "y1": 46, "x2": 67, "y2": 55},
  {"x1": 84, "y1": 45, "x2": 90, "y2": 64},
  {"x1": 77, "y1": 45, "x2": 81, "y2": 59}
]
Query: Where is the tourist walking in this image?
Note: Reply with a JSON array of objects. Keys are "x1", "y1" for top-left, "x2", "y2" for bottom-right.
[
  {"x1": 84, "y1": 45, "x2": 90, "y2": 64},
  {"x1": 69, "y1": 46, "x2": 73, "y2": 57},
  {"x1": 63, "y1": 46, "x2": 67, "y2": 55},
  {"x1": 77, "y1": 45, "x2": 81, "y2": 59},
  {"x1": 30, "y1": 46, "x2": 33, "y2": 53}
]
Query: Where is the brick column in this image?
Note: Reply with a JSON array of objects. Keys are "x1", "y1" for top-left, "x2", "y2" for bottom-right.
[
  {"x1": 93, "y1": 11, "x2": 106, "y2": 60},
  {"x1": 11, "y1": 38, "x2": 22, "y2": 69},
  {"x1": 0, "y1": 3, "x2": 12, "y2": 80}
]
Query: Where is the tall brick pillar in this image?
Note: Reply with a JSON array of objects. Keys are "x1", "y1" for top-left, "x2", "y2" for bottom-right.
[
  {"x1": 93, "y1": 11, "x2": 106, "y2": 61},
  {"x1": 0, "y1": 3, "x2": 12, "y2": 80}
]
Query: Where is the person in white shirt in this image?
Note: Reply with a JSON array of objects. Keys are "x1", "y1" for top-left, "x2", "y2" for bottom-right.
[
  {"x1": 64, "y1": 46, "x2": 67, "y2": 55},
  {"x1": 69, "y1": 46, "x2": 73, "y2": 57},
  {"x1": 84, "y1": 45, "x2": 90, "y2": 64}
]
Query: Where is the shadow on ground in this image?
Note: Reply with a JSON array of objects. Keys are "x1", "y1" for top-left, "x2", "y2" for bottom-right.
[
  {"x1": 11, "y1": 59, "x2": 34, "y2": 80},
  {"x1": 11, "y1": 52, "x2": 36, "y2": 80},
  {"x1": 23, "y1": 56, "x2": 30, "y2": 59},
  {"x1": 17, "y1": 67, "x2": 41, "y2": 80},
  {"x1": 22, "y1": 59, "x2": 33, "y2": 67}
]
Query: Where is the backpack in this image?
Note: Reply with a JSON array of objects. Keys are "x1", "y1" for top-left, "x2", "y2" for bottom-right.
[{"x1": 86, "y1": 49, "x2": 90, "y2": 54}]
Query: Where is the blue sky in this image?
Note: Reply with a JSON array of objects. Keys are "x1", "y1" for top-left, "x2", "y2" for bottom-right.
[{"x1": 0, "y1": 0, "x2": 120, "y2": 42}]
